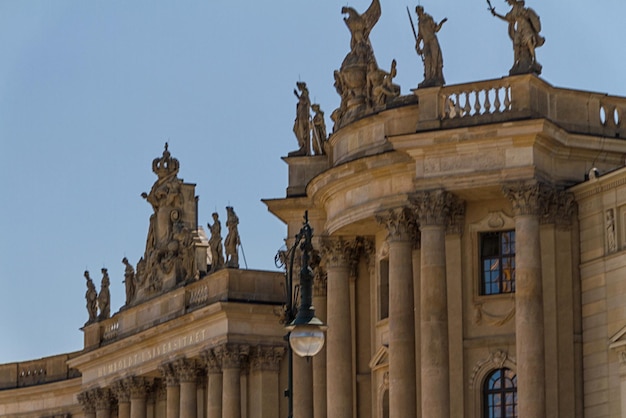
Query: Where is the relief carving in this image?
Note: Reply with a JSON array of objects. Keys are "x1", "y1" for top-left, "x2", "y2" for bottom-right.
[
  {"x1": 606, "y1": 209, "x2": 617, "y2": 253},
  {"x1": 473, "y1": 301, "x2": 515, "y2": 327},
  {"x1": 469, "y1": 350, "x2": 516, "y2": 389}
]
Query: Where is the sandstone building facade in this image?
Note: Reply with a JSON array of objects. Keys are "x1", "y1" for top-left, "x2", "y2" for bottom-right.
[{"x1": 3, "y1": 3, "x2": 626, "y2": 418}]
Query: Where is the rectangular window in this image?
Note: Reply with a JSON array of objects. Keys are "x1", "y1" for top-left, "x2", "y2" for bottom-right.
[{"x1": 480, "y1": 230, "x2": 515, "y2": 295}]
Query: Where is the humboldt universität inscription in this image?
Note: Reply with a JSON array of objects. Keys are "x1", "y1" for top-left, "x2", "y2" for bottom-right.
[{"x1": 96, "y1": 329, "x2": 209, "y2": 378}]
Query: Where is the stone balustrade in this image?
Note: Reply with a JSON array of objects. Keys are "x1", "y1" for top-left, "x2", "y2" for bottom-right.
[
  {"x1": 85, "y1": 269, "x2": 284, "y2": 349},
  {"x1": 0, "y1": 352, "x2": 82, "y2": 389},
  {"x1": 416, "y1": 74, "x2": 626, "y2": 138}
]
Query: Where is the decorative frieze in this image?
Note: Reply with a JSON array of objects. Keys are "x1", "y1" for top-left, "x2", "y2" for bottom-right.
[{"x1": 249, "y1": 345, "x2": 286, "y2": 372}]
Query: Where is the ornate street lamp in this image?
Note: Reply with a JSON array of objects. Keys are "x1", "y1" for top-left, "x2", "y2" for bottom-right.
[{"x1": 276, "y1": 211, "x2": 326, "y2": 418}]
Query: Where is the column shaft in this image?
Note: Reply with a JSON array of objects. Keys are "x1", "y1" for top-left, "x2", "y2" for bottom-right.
[
  {"x1": 167, "y1": 385, "x2": 181, "y2": 418},
  {"x1": 388, "y1": 237, "x2": 416, "y2": 418},
  {"x1": 326, "y1": 261, "x2": 353, "y2": 418},
  {"x1": 131, "y1": 398, "x2": 147, "y2": 418},
  {"x1": 222, "y1": 368, "x2": 241, "y2": 418},
  {"x1": 207, "y1": 372, "x2": 223, "y2": 418},
  {"x1": 515, "y1": 214, "x2": 546, "y2": 417},
  {"x1": 420, "y1": 224, "x2": 450, "y2": 418},
  {"x1": 312, "y1": 291, "x2": 328, "y2": 418},
  {"x1": 293, "y1": 356, "x2": 313, "y2": 418},
  {"x1": 180, "y1": 381, "x2": 197, "y2": 418}
]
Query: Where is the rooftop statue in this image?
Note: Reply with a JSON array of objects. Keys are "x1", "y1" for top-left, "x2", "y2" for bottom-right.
[
  {"x1": 98, "y1": 268, "x2": 111, "y2": 321},
  {"x1": 207, "y1": 212, "x2": 225, "y2": 272},
  {"x1": 412, "y1": 6, "x2": 447, "y2": 88},
  {"x1": 122, "y1": 257, "x2": 136, "y2": 306},
  {"x1": 83, "y1": 270, "x2": 97, "y2": 324},
  {"x1": 333, "y1": 0, "x2": 388, "y2": 130},
  {"x1": 367, "y1": 59, "x2": 401, "y2": 108},
  {"x1": 341, "y1": 0, "x2": 381, "y2": 68},
  {"x1": 225, "y1": 206, "x2": 240, "y2": 268},
  {"x1": 489, "y1": 0, "x2": 545, "y2": 75},
  {"x1": 311, "y1": 103, "x2": 327, "y2": 155},
  {"x1": 289, "y1": 82, "x2": 312, "y2": 157}
]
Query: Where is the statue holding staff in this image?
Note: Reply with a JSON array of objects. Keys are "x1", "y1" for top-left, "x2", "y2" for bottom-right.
[
  {"x1": 488, "y1": 0, "x2": 545, "y2": 75},
  {"x1": 410, "y1": 5, "x2": 447, "y2": 88}
]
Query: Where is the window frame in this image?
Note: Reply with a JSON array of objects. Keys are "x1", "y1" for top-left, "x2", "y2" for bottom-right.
[
  {"x1": 479, "y1": 230, "x2": 516, "y2": 296},
  {"x1": 482, "y1": 367, "x2": 518, "y2": 418}
]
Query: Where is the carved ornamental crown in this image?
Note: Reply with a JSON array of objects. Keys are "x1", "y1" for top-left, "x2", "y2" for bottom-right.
[{"x1": 152, "y1": 143, "x2": 180, "y2": 179}]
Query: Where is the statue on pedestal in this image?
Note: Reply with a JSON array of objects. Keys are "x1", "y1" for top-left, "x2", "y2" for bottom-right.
[
  {"x1": 311, "y1": 104, "x2": 327, "y2": 155},
  {"x1": 333, "y1": 0, "x2": 389, "y2": 129},
  {"x1": 98, "y1": 268, "x2": 111, "y2": 321},
  {"x1": 489, "y1": 0, "x2": 545, "y2": 75},
  {"x1": 289, "y1": 82, "x2": 312, "y2": 157},
  {"x1": 208, "y1": 212, "x2": 225, "y2": 272},
  {"x1": 413, "y1": 6, "x2": 447, "y2": 88},
  {"x1": 84, "y1": 270, "x2": 97, "y2": 324},
  {"x1": 225, "y1": 206, "x2": 240, "y2": 268},
  {"x1": 122, "y1": 257, "x2": 136, "y2": 306}
]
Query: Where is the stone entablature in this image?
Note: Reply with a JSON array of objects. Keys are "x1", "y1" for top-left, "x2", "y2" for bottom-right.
[{"x1": 82, "y1": 268, "x2": 284, "y2": 350}]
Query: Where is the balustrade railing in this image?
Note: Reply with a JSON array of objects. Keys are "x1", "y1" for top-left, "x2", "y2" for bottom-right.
[
  {"x1": 101, "y1": 319, "x2": 119, "y2": 342},
  {"x1": 443, "y1": 83, "x2": 511, "y2": 119},
  {"x1": 186, "y1": 283, "x2": 210, "y2": 309}
]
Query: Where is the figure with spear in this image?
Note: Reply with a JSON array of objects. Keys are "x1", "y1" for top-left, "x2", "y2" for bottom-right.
[{"x1": 408, "y1": 5, "x2": 447, "y2": 88}]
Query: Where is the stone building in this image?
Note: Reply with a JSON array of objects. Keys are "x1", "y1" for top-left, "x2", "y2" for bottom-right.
[{"x1": 3, "y1": 5, "x2": 626, "y2": 418}]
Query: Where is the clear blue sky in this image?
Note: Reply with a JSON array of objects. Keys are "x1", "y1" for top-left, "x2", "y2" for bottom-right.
[{"x1": 1, "y1": 0, "x2": 624, "y2": 363}]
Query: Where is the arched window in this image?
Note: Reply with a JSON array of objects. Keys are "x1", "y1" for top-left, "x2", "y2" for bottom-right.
[{"x1": 483, "y1": 368, "x2": 517, "y2": 417}]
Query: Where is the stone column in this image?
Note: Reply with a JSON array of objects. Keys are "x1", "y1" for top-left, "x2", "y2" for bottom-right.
[
  {"x1": 113, "y1": 379, "x2": 131, "y2": 418},
  {"x1": 160, "y1": 362, "x2": 181, "y2": 418},
  {"x1": 376, "y1": 208, "x2": 417, "y2": 418},
  {"x1": 129, "y1": 377, "x2": 151, "y2": 418},
  {"x1": 217, "y1": 344, "x2": 249, "y2": 418},
  {"x1": 321, "y1": 237, "x2": 353, "y2": 418},
  {"x1": 412, "y1": 190, "x2": 461, "y2": 418},
  {"x1": 78, "y1": 390, "x2": 97, "y2": 418},
  {"x1": 175, "y1": 358, "x2": 199, "y2": 418},
  {"x1": 94, "y1": 388, "x2": 114, "y2": 418},
  {"x1": 155, "y1": 380, "x2": 168, "y2": 418},
  {"x1": 203, "y1": 349, "x2": 223, "y2": 418},
  {"x1": 312, "y1": 249, "x2": 328, "y2": 418},
  {"x1": 503, "y1": 183, "x2": 547, "y2": 418},
  {"x1": 249, "y1": 345, "x2": 285, "y2": 418}
]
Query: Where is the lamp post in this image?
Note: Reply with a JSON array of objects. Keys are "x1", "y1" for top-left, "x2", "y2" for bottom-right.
[{"x1": 277, "y1": 211, "x2": 326, "y2": 418}]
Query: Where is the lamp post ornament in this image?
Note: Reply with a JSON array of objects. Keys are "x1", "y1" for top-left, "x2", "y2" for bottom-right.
[{"x1": 277, "y1": 211, "x2": 327, "y2": 418}]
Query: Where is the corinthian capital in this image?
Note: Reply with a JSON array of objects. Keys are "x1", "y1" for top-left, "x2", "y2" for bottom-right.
[
  {"x1": 158, "y1": 362, "x2": 179, "y2": 386},
  {"x1": 543, "y1": 189, "x2": 577, "y2": 229},
  {"x1": 502, "y1": 182, "x2": 549, "y2": 217},
  {"x1": 376, "y1": 207, "x2": 414, "y2": 242},
  {"x1": 128, "y1": 376, "x2": 152, "y2": 398},
  {"x1": 93, "y1": 387, "x2": 113, "y2": 410},
  {"x1": 249, "y1": 345, "x2": 286, "y2": 372},
  {"x1": 202, "y1": 348, "x2": 222, "y2": 374},
  {"x1": 410, "y1": 189, "x2": 463, "y2": 227},
  {"x1": 77, "y1": 390, "x2": 96, "y2": 414},
  {"x1": 112, "y1": 378, "x2": 131, "y2": 402},
  {"x1": 215, "y1": 343, "x2": 250, "y2": 369},
  {"x1": 320, "y1": 236, "x2": 352, "y2": 268},
  {"x1": 174, "y1": 358, "x2": 200, "y2": 383}
]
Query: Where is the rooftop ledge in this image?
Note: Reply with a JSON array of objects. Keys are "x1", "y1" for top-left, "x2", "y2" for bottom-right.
[{"x1": 414, "y1": 74, "x2": 626, "y2": 138}]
